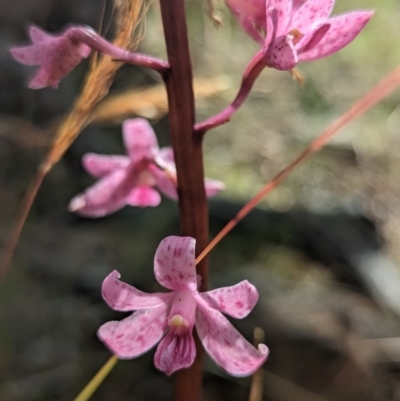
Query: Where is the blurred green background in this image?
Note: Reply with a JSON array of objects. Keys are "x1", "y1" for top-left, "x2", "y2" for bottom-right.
[{"x1": 2, "y1": 0, "x2": 400, "y2": 400}]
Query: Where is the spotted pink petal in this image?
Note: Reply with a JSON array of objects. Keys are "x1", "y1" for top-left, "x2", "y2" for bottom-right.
[
  {"x1": 68, "y1": 167, "x2": 137, "y2": 217},
  {"x1": 98, "y1": 305, "x2": 168, "y2": 359},
  {"x1": 270, "y1": 0, "x2": 292, "y2": 36},
  {"x1": 292, "y1": 0, "x2": 307, "y2": 13},
  {"x1": 154, "y1": 170, "x2": 178, "y2": 201},
  {"x1": 196, "y1": 280, "x2": 258, "y2": 319},
  {"x1": 152, "y1": 147, "x2": 179, "y2": 200},
  {"x1": 82, "y1": 153, "x2": 130, "y2": 178},
  {"x1": 11, "y1": 45, "x2": 42, "y2": 66},
  {"x1": 122, "y1": 118, "x2": 159, "y2": 163},
  {"x1": 296, "y1": 23, "x2": 330, "y2": 54},
  {"x1": 299, "y1": 11, "x2": 373, "y2": 61},
  {"x1": 102, "y1": 270, "x2": 174, "y2": 311},
  {"x1": 196, "y1": 303, "x2": 269, "y2": 377},
  {"x1": 126, "y1": 186, "x2": 161, "y2": 207},
  {"x1": 265, "y1": 34, "x2": 298, "y2": 70},
  {"x1": 10, "y1": 25, "x2": 91, "y2": 89},
  {"x1": 29, "y1": 25, "x2": 53, "y2": 44},
  {"x1": 154, "y1": 328, "x2": 196, "y2": 375},
  {"x1": 265, "y1": 7, "x2": 278, "y2": 50},
  {"x1": 154, "y1": 236, "x2": 197, "y2": 292},
  {"x1": 291, "y1": 0, "x2": 335, "y2": 33},
  {"x1": 224, "y1": 0, "x2": 266, "y2": 44}
]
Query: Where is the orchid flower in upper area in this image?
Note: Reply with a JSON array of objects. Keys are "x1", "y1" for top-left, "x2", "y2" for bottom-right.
[
  {"x1": 225, "y1": 0, "x2": 373, "y2": 71},
  {"x1": 10, "y1": 25, "x2": 168, "y2": 89},
  {"x1": 98, "y1": 236, "x2": 269, "y2": 376},
  {"x1": 10, "y1": 25, "x2": 91, "y2": 89},
  {"x1": 68, "y1": 118, "x2": 225, "y2": 217}
]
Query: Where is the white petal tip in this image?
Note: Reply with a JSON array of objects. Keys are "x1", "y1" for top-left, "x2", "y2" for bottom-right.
[
  {"x1": 68, "y1": 196, "x2": 86, "y2": 212},
  {"x1": 258, "y1": 343, "x2": 269, "y2": 356}
]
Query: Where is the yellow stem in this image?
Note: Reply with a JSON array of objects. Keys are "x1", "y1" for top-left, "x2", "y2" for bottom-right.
[{"x1": 73, "y1": 355, "x2": 118, "y2": 401}]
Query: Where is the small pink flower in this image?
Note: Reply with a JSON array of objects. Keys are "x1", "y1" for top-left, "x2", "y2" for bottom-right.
[
  {"x1": 10, "y1": 25, "x2": 91, "y2": 89},
  {"x1": 98, "y1": 236, "x2": 268, "y2": 376},
  {"x1": 225, "y1": 0, "x2": 373, "y2": 70},
  {"x1": 263, "y1": 0, "x2": 372, "y2": 70},
  {"x1": 68, "y1": 118, "x2": 225, "y2": 217}
]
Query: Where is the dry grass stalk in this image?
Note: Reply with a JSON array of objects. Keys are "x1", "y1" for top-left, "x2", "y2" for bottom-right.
[
  {"x1": 91, "y1": 75, "x2": 231, "y2": 124},
  {"x1": 1, "y1": 0, "x2": 150, "y2": 277},
  {"x1": 43, "y1": 0, "x2": 148, "y2": 171}
]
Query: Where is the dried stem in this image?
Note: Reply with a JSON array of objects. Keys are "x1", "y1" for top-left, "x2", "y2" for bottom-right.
[
  {"x1": 195, "y1": 64, "x2": 400, "y2": 265},
  {"x1": 1, "y1": 0, "x2": 146, "y2": 278},
  {"x1": 195, "y1": 50, "x2": 265, "y2": 134},
  {"x1": 159, "y1": 0, "x2": 208, "y2": 400}
]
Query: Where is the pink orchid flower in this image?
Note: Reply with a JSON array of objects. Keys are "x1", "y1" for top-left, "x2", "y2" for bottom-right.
[
  {"x1": 263, "y1": 0, "x2": 372, "y2": 70},
  {"x1": 68, "y1": 118, "x2": 225, "y2": 217},
  {"x1": 98, "y1": 236, "x2": 269, "y2": 376},
  {"x1": 225, "y1": 0, "x2": 372, "y2": 71},
  {"x1": 10, "y1": 25, "x2": 91, "y2": 89}
]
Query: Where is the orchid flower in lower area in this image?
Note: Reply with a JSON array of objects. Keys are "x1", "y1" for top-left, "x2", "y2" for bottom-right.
[
  {"x1": 224, "y1": 0, "x2": 372, "y2": 71},
  {"x1": 98, "y1": 236, "x2": 268, "y2": 376},
  {"x1": 68, "y1": 118, "x2": 225, "y2": 217}
]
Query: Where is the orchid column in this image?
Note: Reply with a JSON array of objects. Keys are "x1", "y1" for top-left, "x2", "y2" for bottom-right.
[{"x1": 159, "y1": 1, "x2": 209, "y2": 400}]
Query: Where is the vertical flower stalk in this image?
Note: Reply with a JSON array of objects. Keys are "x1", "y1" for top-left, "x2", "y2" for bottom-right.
[{"x1": 159, "y1": 0, "x2": 208, "y2": 400}]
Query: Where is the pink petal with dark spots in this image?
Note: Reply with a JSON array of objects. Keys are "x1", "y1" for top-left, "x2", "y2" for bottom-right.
[
  {"x1": 154, "y1": 236, "x2": 197, "y2": 292},
  {"x1": 102, "y1": 270, "x2": 174, "y2": 311},
  {"x1": 98, "y1": 305, "x2": 168, "y2": 359},
  {"x1": 154, "y1": 327, "x2": 196, "y2": 375},
  {"x1": 10, "y1": 45, "x2": 43, "y2": 66},
  {"x1": 68, "y1": 167, "x2": 138, "y2": 217},
  {"x1": 154, "y1": 169, "x2": 178, "y2": 201},
  {"x1": 196, "y1": 303, "x2": 269, "y2": 377},
  {"x1": 299, "y1": 11, "x2": 373, "y2": 61},
  {"x1": 292, "y1": 0, "x2": 307, "y2": 13},
  {"x1": 225, "y1": 0, "x2": 267, "y2": 44},
  {"x1": 196, "y1": 280, "x2": 258, "y2": 319},
  {"x1": 265, "y1": 7, "x2": 278, "y2": 50},
  {"x1": 122, "y1": 118, "x2": 159, "y2": 163},
  {"x1": 10, "y1": 25, "x2": 92, "y2": 89},
  {"x1": 269, "y1": 0, "x2": 292, "y2": 36},
  {"x1": 296, "y1": 23, "x2": 330, "y2": 54},
  {"x1": 29, "y1": 25, "x2": 53, "y2": 44},
  {"x1": 291, "y1": 0, "x2": 334, "y2": 32},
  {"x1": 265, "y1": 34, "x2": 298, "y2": 70},
  {"x1": 151, "y1": 147, "x2": 179, "y2": 200},
  {"x1": 82, "y1": 153, "x2": 130, "y2": 178},
  {"x1": 126, "y1": 186, "x2": 161, "y2": 207}
]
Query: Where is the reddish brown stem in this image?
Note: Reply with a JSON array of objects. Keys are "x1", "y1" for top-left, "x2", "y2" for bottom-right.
[
  {"x1": 159, "y1": 1, "x2": 208, "y2": 400},
  {"x1": 196, "y1": 64, "x2": 400, "y2": 265},
  {"x1": 195, "y1": 50, "x2": 265, "y2": 134}
]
